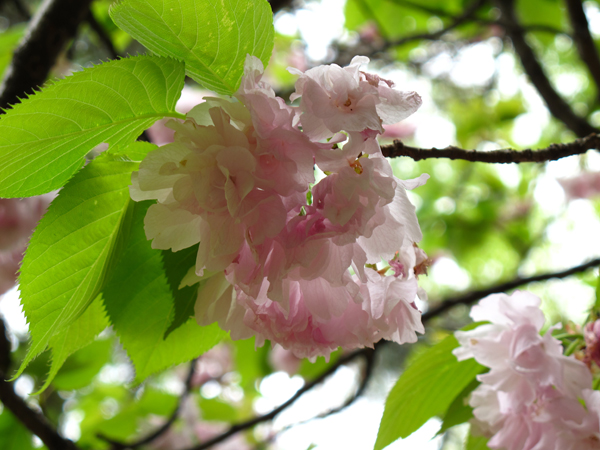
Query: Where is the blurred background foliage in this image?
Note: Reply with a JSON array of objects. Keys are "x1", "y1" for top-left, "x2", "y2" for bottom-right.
[{"x1": 1, "y1": 0, "x2": 600, "y2": 449}]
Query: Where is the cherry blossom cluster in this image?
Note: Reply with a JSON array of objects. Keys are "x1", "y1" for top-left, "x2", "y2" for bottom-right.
[
  {"x1": 454, "y1": 291, "x2": 600, "y2": 449},
  {"x1": 131, "y1": 55, "x2": 428, "y2": 359}
]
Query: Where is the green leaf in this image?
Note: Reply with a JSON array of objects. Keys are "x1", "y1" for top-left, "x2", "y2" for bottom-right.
[
  {"x1": 110, "y1": 0, "x2": 274, "y2": 95},
  {"x1": 374, "y1": 335, "x2": 485, "y2": 450},
  {"x1": 595, "y1": 272, "x2": 600, "y2": 311},
  {"x1": 234, "y1": 337, "x2": 271, "y2": 388},
  {"x1": 16, "y1": 156, "x2": 138, "y2": 379},
  {"x1": 108, "y1": 140, "x2": 158, "y2": 162},
  {"x1": 466, "y1": 431, "x2": 489, "y2": 450},
  {"x1": 199, "y1": 398, "x2": 238, "y2": 422},
  {"x1": 0, "y1": 55, "x2": 184, "y2": 198},
  {"x1": 162, "y1": 245, "x2": 200, "y2": 338},
  {"x1": 52, "y1": 338, "x2": 112, "y2": 391},
  {"x1": 38, "y1": 296, "x2": 110, "y2": 392},
  {"x1": 96, "y1": 386, "x2": 178, "y2": 441},
  {"x1": 437, "y1": 378, "x2": 480, "y2": 435},
  {"x1": 0, "y1": 25, "x2": 26, "y2": 78},
  {"x1": 0, "y1": 409, "x2": 35, "y2": 450},
  {"x1": 102, "y1": 201, "x2": 227, "y2": 383}
]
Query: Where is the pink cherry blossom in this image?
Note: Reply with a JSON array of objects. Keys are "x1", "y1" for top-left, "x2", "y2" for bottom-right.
[
  {"x1": 132, "y1": 54, "x2": 428, "y2": 359},
  {"x1": 289, "y1": 56, "x2": 422, "y2": 140},
  {"x1": 455, "y1": 291, "x2": 600, "y2": 450},
  {"x1": 584, "y1": 319, "x2": 600, "y2": 369}
]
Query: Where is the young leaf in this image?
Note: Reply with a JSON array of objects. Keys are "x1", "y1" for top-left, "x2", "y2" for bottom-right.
[
  {"x1": 0, "y1": 55, "x2": 184, "y2": 198},
  {"x1": 374, "y1": 335, "x2": 485, "y2": 450},
  {"x1": 595, "y1": 272, "x2": 600, "y2": 311},
  {"x1": 0, "y1": 409, "x2": 35, "y2": 450},
  {"x1": 162, "y1": 244, "x2": 200, "y2": 338},
  {"x1": 37, "y1": 296, "x2": 110, "y2": 393},
  {"x1": 437, "y1": 378, "x2": 480, "y2": 435},
  {"x1": 52, "y1": 337, "x2": 112, "y2": 391},
  {"x1": 466, "y1": 431, "x2": 489, "y2": 450},
  {"x1": 110, "y1": 0, "x2": 274, "y2": 95},
  {"x1": 16, "y1": 155, "x2": 138, "y2": 379},
  {"x1": 102, "y1": 201, "x2": 227, "y2": 383}
]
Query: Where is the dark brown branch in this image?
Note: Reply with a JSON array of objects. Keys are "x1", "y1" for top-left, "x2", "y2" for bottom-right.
[
  {"x1": 422, "y1": 257, "x2": 600, "y2": 322},
  {"x1": 495, "y1": 0, "x2": 597, "y2": 137},
  {"x1": 382, "y1": 133, "x2": 600, "y2": 163},
  {"x1": 184, "y1": 349, "x2": 369, "y2": 450},
  {"x1": 565, "y1": 0, "x2": 600, "y2": 98},
  {"x1": 0, "y1": 0, "x2": 93, "y2": 111},
  {"x1": 269, "y1": 0, "x2": 294, "y2": 13},
  {"x1": 0, "y1": 318, "x2": 79, "y2": 450},
  {"x1": 0, "y1": 319, "x2": 10, "y2": 374}
]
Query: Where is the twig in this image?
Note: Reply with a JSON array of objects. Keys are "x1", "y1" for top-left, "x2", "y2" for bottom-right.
[
  {"x1": 183, "y1": 350, "x2": 369, "y2": 450},
  {"x1": 86, "y1": 7, "x2": 119, "y2": 60},
  {"x1": 422, "y1": 257, "x2": 600, "y2": 322},
  {"x1": 253, "y1": 348, "x2": 376, "y2": 449},
  {"x1": 565, "y1": 0, "x2": 600, "y2": 99},
  {"x1": 0, "y1": 318, "x2": 80, "y2": 450},
  {"x1": 294, "y1": 348, "x2": 375, "y2": 424},
  {"x1": 269, "y1": 0, "x2": 295, "y2": 13},
  {"x1": 495, "y1": 0, "x2": 597, "y2": 137},
  {"x1": 0, "y1": 0, "x2": 93, "y2": 111},
  {"x1": 9, "y1": 0, "x2": 30, "y2": 20},
  {"x1": 99, "y1": 359, "x2": 198, "y2": 450},
  {"x1": 0, "y1": 319, "x2": 10, "y2": 374},
  {"x1": 383, "y1": 0, "x2": 487, "y2": 49},
  {"x1": 381, "y1": 133, "x2": 600, "y2": 163}
]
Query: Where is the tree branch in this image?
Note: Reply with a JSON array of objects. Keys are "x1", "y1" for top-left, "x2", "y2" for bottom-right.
[
  {"x1": 0, "y1": 318, "x2": 80, "y2": 450},
  {"x1": 0, "y1": 0, "x2": 93, "y2": 111},
  {"x1": 184, "y1": 349, "x2": 370, "y2": 450},
  {"x1": 422, "y1": 257, "x2": 600, "y2": 322},
  {"x1": 381, "y1": 133, "x2": 600, "y2": 163},
  {"x1": 565, "y1": 0, "x2": 600, "y2": 98},
  {"x1": 495, "y1": 0, "x2": 597, "y2": 137}
]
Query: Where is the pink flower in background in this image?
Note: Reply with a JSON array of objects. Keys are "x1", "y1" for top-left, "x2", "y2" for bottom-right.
[
  {"x1": 0, "y1": 195, "x2": 53, "y2": 296},
  {"x1": 270, "y1": 344, "x2": 302, "y2": 375},
  {"x1": 146, "y1": 86, "x2": 209, "y2": 146},
  {"x1": 584, "y1": 319, "x2": 600, "y2": 369},
  {"x1": 455, "y1": 291, "x2": 600, "y2": 450},
  {"x1": 558, "y1": 172, "x2": 600, "y2": 201},
  {"x1": 0, "y1": 247, "x2": 22, "y2": 296},
  {"x1": 132, "y1": 54, "x2": 427, "y2": 359}
]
